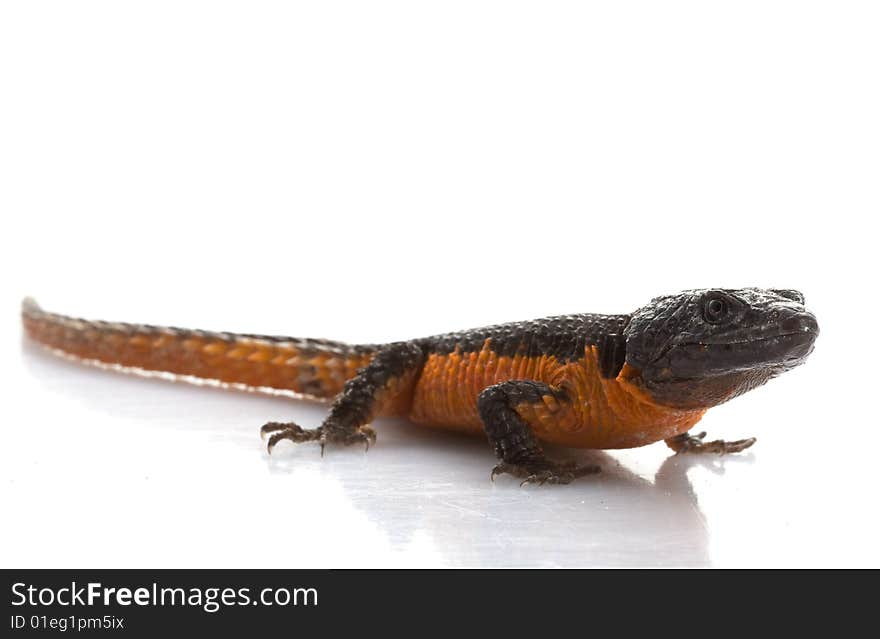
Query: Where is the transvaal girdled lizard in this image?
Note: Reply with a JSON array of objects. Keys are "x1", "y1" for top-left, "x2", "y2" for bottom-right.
[{"x1": 22, "y1": 288, "x2": 818, "y2": 485}]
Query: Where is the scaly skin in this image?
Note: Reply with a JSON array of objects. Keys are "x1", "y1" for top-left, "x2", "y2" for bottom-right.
[
  {"x1": 21, "y1": 298, "x2": 376, "y2": 400},
  {"x1": 21, "y1": 288, "x2": 819, "y2": 485}
]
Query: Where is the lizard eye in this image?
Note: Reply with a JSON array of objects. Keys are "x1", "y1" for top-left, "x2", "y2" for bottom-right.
[{"x1": 703, "y1": 297, "x2": 729, "y2": 323}]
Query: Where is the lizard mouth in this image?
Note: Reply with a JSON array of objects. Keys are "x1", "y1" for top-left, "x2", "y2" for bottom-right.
[
  {"x1": 679, "y1": 332, "x2": 816, "y2": 364},
  {"x1": 664, "y1": 312, "x2": 819, "y2": 376},
  {"x1": 686, "y1": 323, "x2": 818, "y2": 351}
]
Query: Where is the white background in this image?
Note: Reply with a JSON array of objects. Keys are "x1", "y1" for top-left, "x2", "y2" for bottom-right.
[{"x1": 1, "y1": 1, "x2": 877, "y2": 567}]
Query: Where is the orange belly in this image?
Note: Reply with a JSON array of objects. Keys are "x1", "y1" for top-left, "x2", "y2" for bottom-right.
[{"x1": 406, "y1": 340, "x2": 705, "y2": 449}]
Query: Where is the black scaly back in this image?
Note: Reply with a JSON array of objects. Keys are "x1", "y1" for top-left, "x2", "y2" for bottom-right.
[{"x1": 422, "y1": 313, "x2": 630, "y2": 378}]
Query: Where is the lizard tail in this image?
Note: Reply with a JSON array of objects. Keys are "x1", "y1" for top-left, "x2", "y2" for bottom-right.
[{"x1": 21, "y1": 298, "x2": 377, "y2": 400}]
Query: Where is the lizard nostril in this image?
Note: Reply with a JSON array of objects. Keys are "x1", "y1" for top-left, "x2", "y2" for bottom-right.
[{"x1": 781, "y1": 312, "x2": 819, "y2": 336}]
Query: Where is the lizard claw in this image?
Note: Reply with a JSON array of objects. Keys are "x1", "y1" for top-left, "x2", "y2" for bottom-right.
[
  {"x1": 669, "y1": 431, "x2": 756, "y2": 455},
  {"x1": 360, "y1": 426, "x2": 377, "y2": 452},
  {"x1": 261, "y1": 421, "x2": 321, "y2": 454},
  {"x1": 260, "y1": 421, "x2": 291, "y2": 441},
  {"x1": 261, "y1": 421, "x2": 377, "y2": 456},
  {"x1": 715, "y1": 437, "x2": 757, "y2": 454},
  {"x1": 492, "y1": 460, "x2": 600, "y2": 486},
  {"x1": 303, "y1": 424, "x2": 377, "y2": 457},
  {"x1": 519, "y1": 470, "x2": 574, "y2": 487}
]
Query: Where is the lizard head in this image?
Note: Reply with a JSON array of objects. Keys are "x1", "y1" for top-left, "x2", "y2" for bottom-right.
[{"x1": 623, "y1": 288, "x2": 818, "y2": 409}]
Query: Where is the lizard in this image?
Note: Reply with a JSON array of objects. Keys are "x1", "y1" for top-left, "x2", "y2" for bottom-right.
[{"x1": 21, "y1": 288, "x2": 819, "y2": 485}]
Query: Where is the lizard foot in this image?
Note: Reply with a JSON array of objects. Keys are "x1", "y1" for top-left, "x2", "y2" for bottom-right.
[
  {"x1": 261, "y1": 421, "x2": 322, "y2": 453},
  {"x1": 261, "y1": 422, "x2": 376, "y2": 455},
  {"x1": 491, "y1": 459, "x2": 600, "y2": 486},
  {"x1": 318, "y1": 425, "x2": 377, "y2": 456},
  {"x1": 666, "y1": 431, "x2": 757, "y2": 455}
]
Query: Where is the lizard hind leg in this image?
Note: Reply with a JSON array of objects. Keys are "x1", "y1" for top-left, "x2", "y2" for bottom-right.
[
  {"x1": 478, "y1": 380, "x2": 600, "y2": 486},
  {"x1": 261, "y1": 341, "x2": 424, "y2": 457}
]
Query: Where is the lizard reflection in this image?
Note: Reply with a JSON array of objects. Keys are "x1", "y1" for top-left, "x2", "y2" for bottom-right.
[{"x1": 268, "y1": 419, "x2": 749, "y2": 567}]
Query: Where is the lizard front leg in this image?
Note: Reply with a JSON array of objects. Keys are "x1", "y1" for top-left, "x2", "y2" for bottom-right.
[
  {"x1": 262, "y1": 341, "x2": 424, "y2": 455},
  {"x1": 478, "y1": 380, "x2": 600, "y2": 486},
  {"x1": 665, "y1": 431, "x2": 756, "y2": 455}
]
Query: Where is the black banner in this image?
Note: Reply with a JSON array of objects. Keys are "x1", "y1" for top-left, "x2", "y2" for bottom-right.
[{"x1": 1, "y1": 568, "x2": 865, "y2": 635}]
